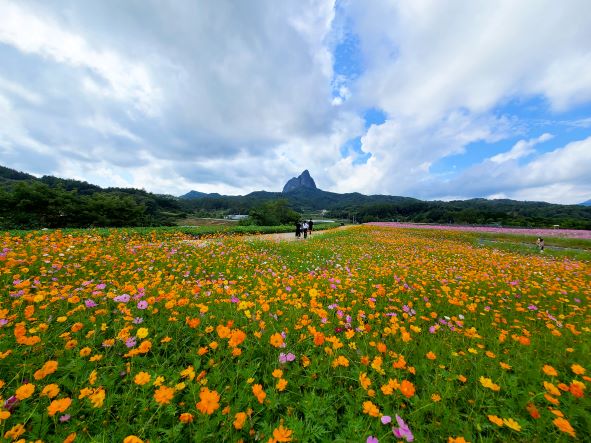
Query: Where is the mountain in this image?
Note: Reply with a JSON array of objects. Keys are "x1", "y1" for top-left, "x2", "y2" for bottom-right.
[
  {"x1": 282, "y1": 170, "x2": 317, "y2": 193},
  {"x1": 180, "y1": 190, "x2": 222, "y2": 199},
  {"x1": 580, "y1": 200, "x2": 591, "y2": 206},
  {"x1": 2, "y1": 163, "x2": 591, "y2": 230}
]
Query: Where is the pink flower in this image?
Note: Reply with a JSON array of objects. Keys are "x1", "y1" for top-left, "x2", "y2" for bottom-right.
[
  {"x1": 392, "y1": 415, "x2": 413, "y2": 442},
  {"x1": 137, "y1": 300, "x2": 148, "y2": 310},
  {"x1": 366, "y1": 436, "x2": 378, "y2": 443},
  {"x1": 381, "y1": 415, "x2": 392, "y2": 425}
]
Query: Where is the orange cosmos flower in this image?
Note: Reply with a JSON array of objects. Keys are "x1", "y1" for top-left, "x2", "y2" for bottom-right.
[
  {"x1": 196, "y1": 387, "x2": 220, "y2": 414},
  {"x1": 123, "y1": 436, "x2": 144, "y2": 443},
  {"x1": 134, "y1": 372, "x2": 151, "y2": 386},
  {"x1": 488, "y1": 415, "x2": 503, "y2": 426},
  {"x1": 400, "y1": 380, "x2": 415, "y2": 398},
  {"x1": 526, "y1": 403, "x2": 540, "y2": 419},
  {"x1": 234, "y1": 412, "x2": 247, "y2": 430},
  {"x1": 359, "y1": 372, "x2": 371, "y2": 390},
  {"x1": 272, "y1": 424, "x2": 293, "y2": 442},
  {"x1": 571, "y1": 364, "x2": 586, "y2": 375},
  {"x1": 47, "y1": 397, "x2": 72, "y2": 416},
  {"x1": 570, "y1": 380, "x2": 585, "y2": 398},
  {"x1": 228, "y1": 329, "x2": 246, "y2": 347},
  {"x1": 362, "y1": 401, "x2": 380, "y2": 417},
  {"x1": 15, "y1": 383, "x2": 35, "y2": 400},
  {"x1": 426, "y1": 351, "x2": 436, "y2": 360},
  {"x1": 252, "y1": 384, "x2": 266, "y2": 404},
  {"x1": 154, "y1": 386, "x2": 175, "y2": 405},
  {"x1": 270, "y1": 333, "x2": 284, "y2": 348},
  {"x1": 179, "y1": 412, "x2": 194, "y2": 423},
  {"x1": 553, "y1": 417, "x2": 576, "y2": 437},
  {"x1": 276, "y1": 379, "x2": 288, "y2": 391},
  {"x1": 41, "y1": 384, "x2": 60, "y2": 399},
  {"x1": 543, "y1": 365, "x2": 558, "y2": 377},
  {"x1": 4, "y1": 423, "x2": 26, "y2": 440},
  {"x1": 544, "y1": 381, "x2": 561, "y2": 397}
]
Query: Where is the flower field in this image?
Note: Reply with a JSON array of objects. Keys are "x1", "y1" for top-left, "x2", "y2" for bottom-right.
[
  {"x1": 0, "y1": 226, "x2": 589, "y2": 442},
  {"x1": 368, "y1": 222, "x2": 591, "y2": 240}
]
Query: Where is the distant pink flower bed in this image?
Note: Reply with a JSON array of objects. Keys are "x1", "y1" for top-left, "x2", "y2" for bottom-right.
[{"x1": 367, "y1": 222, "x2": 591, "y2": 239}]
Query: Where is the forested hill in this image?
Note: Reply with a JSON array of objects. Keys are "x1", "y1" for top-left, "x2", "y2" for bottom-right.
[
  {"x1": 183, "y1": 187, "x2": 591, "y2": 229},
  {"x1": 0, "y1": 165, "x2": 187, "y2": 229},
  {"x1": 1, "y1": 164, "x2": 590, "y2": 230}
]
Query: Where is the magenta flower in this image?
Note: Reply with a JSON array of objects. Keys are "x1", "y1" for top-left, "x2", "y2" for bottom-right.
[
  {"x1": 114, "y1": 294, "x2": 130, "y2": 303},
  {"x1": 125, "y1": 337, "x2": 137, "y2": 348},
  {"x1": 279, "y1": 352, "x2": 296, "y2": 364},
  {"x1": 85, "y1": 299, "x2": 97, "y2": 308},
  {"x1": 366, "y1": 436, "x2": 378, "y2": 443},
  {"x1": 392, "y1": 415, "x2": 413, "y2": 442},
  {"x1": 381, "y1": 415, "x2": 392, "y2": 425},
  {"x1": 137, "y1": 300, "x2": 148, "y2": 310}
]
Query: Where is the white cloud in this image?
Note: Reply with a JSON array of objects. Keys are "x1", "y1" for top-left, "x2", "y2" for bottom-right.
[
  {"x1": 0, "y1": 2, "x2": 161, "y2": 115},
  {"x1": 490, "y1": 133, "x2": 553, "y2": 163},
  {"x1": 0, "y1": 0, "x2": 590, "y2": 204},
  {"x1": 438, "y1": 135, "x2": 591, "y2": 204}
]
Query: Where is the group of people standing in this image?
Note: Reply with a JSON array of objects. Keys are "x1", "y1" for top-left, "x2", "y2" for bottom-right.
[{"x1": 295, "y1": 220, "x2": 313, "y2": 239}]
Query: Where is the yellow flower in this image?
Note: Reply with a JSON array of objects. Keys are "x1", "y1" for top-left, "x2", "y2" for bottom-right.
[
  {"x1": 431, "y1": 393, "x2": 441, "y2": 402},
  {"x1": 136, "y1": 328, "x2": 148, "y2": 339},
  {"x1": 0, "y1": 410, "x2": 10, "y2": 421},
  {"x1": 272, "y1": 369, "x2": 283, "y2": 378},
  {"x1": 503, "y1": 418, "x2": 521, "y2": 432},
  {"x1": 89, "y1": 387, "x2": 105, "y2": 407},
  {"x1": 479, "y1": 376, "x2": 500, "y2": 391}
]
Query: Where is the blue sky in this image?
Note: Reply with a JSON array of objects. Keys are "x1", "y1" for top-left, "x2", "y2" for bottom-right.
[{"x1": 1, "y1": 0, "x2": 591, "y2": 203}]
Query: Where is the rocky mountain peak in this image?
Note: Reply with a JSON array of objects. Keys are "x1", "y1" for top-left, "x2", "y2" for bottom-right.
[{"x1": 282, "y1": 170, "x2": 317, "y2": 193}]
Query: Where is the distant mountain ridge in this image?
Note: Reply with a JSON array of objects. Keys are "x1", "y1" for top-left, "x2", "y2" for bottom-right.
[
  {"x1": 2, "y1": 164, "x2": 591, "y2": 230},
  {"x1": 580, "y1": 200, "x2": 591, "y2": 206}
]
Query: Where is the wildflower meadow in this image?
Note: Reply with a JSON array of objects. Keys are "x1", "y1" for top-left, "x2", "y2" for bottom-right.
[{"x1": 0, "y1": 226, "x2": 589, "y2": 442}]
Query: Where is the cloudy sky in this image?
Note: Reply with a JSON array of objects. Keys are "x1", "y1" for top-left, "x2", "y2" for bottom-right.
[{"x1": 1, "y1": 0, "x2": 591, "y2": 204}]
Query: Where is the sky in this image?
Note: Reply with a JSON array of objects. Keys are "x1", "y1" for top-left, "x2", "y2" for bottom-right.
[{"x1": 1, "y1": 0, "x2": 591, "y2": 204}]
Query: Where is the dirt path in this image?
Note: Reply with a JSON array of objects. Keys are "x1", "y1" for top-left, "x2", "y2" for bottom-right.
[{"x1": 179, "y1": 226, "x2": 351, "y2": 247}]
